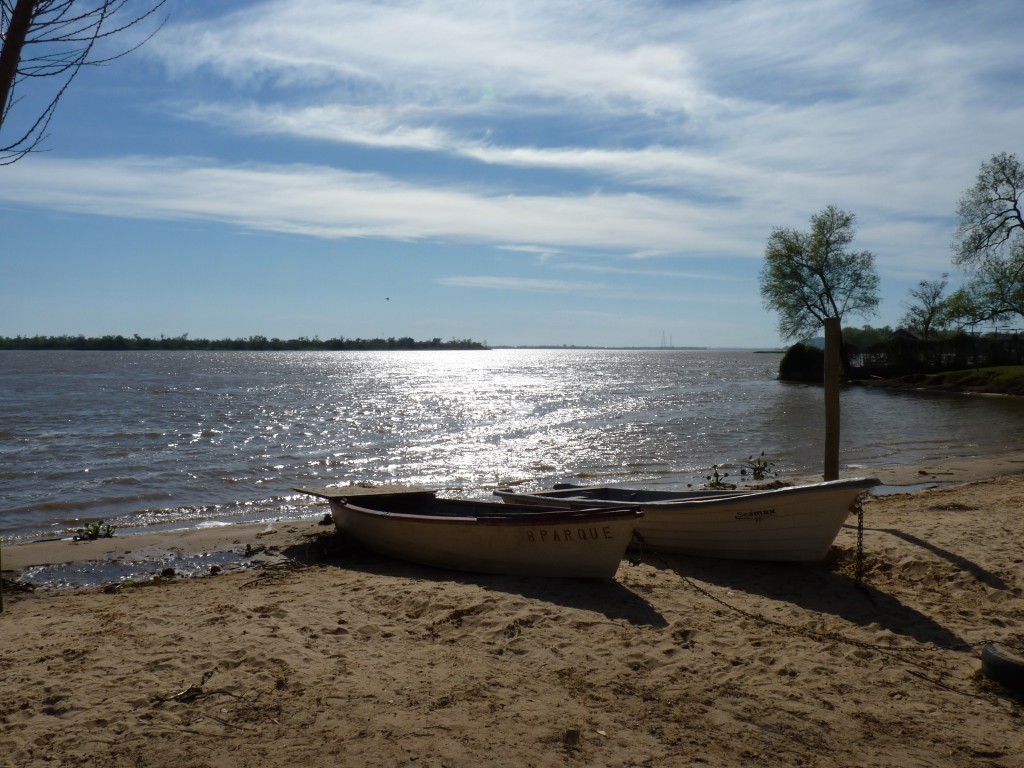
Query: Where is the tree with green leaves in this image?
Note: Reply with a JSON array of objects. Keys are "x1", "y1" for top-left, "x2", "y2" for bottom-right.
[
  {"x1": 759, "y1": 205, "x2": 880, "y2": 348},
  {"x1": 0, "y1": 0, "x2": 165, "y2": 164},
  {"x1": 900, "y1": 273, "x2": 950, "y2": 341},
  {"x1": 941, "y1": 286, "x2": 988, "y2": 333},
  {"x1": 953, "y1": 152, "x2": 1024, "y2": 322}
]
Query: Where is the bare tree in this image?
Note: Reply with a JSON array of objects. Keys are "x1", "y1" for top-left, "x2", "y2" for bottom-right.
[{"x1": 0, "y1": 0, "x2": 166, "y2": 164}]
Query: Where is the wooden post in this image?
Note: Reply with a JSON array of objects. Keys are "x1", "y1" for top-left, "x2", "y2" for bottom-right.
[{"x1": 823, "y1": 317, "x2": 841, "y2": 481}]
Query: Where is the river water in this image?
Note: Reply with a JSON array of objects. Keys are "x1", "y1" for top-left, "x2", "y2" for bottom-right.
[{"x1": 3, "y1": 348, "x2": 1023, "y2": 543}]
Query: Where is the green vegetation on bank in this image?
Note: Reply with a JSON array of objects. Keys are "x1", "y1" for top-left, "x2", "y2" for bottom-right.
[
  {"x1": 758, "y1": 155, "x2": 1024, "y2": 396},
  {"x1": 862, "y1": 366, "x2": 1024, "y2": 397},
  {"x1": 779, "y1": 327, "x2": 1024, "y2": 395},
  {"x1": 0, "y1": 334, "x2": 488, "y2": 351}
]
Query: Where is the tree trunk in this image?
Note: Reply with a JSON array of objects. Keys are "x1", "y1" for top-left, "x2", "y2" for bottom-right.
[{"x1": 0, "y1": 0, "x2": 38, "y2": 129}]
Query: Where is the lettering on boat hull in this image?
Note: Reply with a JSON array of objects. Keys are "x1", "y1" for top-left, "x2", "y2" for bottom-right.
[
  {"x1": 734, "y1": 508, "x2": 776, "y2": 522},
  {"x1": 525, "y1": 525, "x2": 615, "y2": 543}
]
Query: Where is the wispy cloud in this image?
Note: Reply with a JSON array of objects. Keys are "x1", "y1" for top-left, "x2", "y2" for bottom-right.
[
  {"x1": 10, "y1": 0, "x2": 1024, "y2": 285},
  {"x1": 496, "y1": 245, "x2": 564, "y2": 256},
  {"x1": 154, "y1": 1, "x2": 1021, "y2": 147},
  {"x1": 551, "y1": 260, "x2": 744, "y2": 283},
  {"x1": 182, "y1": 102, "x2": 457, "y2": 152},
  {"x1": 435, "y1": 274, "x2": 729, "y2": 303},
  {"x1": 0, "y1": 156, "x2": 759, "y2": 254},
  {"x1": 437, "y1": 276, "x2": 592, "y2": 292},
  {"x1": 7, "y1": 0, "x2": 1023, "y2": 345},
  {"x1": 147, "y1": 1, "x2": 1022, "y2": 227},
  {"x1": 154, "y1": 0, "x2": 709, "y2": 116}
]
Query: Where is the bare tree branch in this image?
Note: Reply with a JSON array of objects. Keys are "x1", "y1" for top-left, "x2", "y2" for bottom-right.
[
  {"x1": 953, "y1": 153, "x2": 1024, "y2": 324},
  {"x1": 1, "y1": 0, "x2": 167, "y2": 163}
]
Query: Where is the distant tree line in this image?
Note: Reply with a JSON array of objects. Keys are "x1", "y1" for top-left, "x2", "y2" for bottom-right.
[
  {"x1": 779, "y1": 324, "x2": 1024, "y2": 382},
  {"x1": 0, "y1": 334, "x2": 488, "y2": 351},
  {"x1": 853, "y1": 328, "x2": 1024, "y2": 377}
]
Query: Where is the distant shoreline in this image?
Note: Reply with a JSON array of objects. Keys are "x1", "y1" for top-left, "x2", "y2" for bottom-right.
[
  {"x1": 0, "y1": 338, "x2": 783, "y2": 352},
  {"x1": 0, "y1": 335, "x2": 487, "y2": 352},
  {"x1": 490, "y1": 345, "x2": 711, "y2": 351}
]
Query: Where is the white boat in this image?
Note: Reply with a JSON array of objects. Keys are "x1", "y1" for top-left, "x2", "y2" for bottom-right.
[
  {"x1": 294, "y1": 484, "x2": 642, "y2": 578},
  {"x1": 493, "y1": 477, "x2": 880, "y2": 562}
]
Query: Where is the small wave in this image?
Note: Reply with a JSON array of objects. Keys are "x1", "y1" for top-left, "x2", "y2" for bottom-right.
[
  {"x1": 7, "y1": 490, "x2": 173, "y2": 516},
  {"x1": 109, "y1": 430, "x2": 163, "y2": 440},
  {"x1": 96, "y1": 476, "x2": 142, "y2": 486}
]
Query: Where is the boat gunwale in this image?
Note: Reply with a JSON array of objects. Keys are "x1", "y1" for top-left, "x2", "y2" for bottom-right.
[
  {"x1": 337, "y1": 499, "x2": 643, "y2": 526},
  {"x1": 493, "y1": 476, "x2": 880, "y2": 509}
]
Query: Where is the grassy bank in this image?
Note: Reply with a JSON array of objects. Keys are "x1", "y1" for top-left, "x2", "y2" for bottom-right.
[{"x1": 860, "y1": 365, "x2": 1024, "y2": 396}]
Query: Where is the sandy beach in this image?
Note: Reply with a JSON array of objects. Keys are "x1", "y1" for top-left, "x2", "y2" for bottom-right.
[{"x1": 2, "y1": 463, "x2": 1024, "y2": 767}]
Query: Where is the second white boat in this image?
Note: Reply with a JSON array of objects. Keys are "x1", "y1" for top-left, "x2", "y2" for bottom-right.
[{"x1": 493, "y1": 477, "x2": 879, "y2": 562}]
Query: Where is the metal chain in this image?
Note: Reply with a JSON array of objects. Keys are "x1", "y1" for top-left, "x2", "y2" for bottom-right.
[
  {"x1": 630, "y1": 531, "x2": 984, "y2": 656},
  {"x1": 676, "y1": 570, "x2": 981, "y2": 655},
  {"x1": 855, "y1": 498, "x2": 866, "y2": 587}
]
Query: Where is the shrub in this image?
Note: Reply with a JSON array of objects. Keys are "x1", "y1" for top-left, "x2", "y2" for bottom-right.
[{"x1": 779, "y1": 343, "x2": 824, "y2": 382}]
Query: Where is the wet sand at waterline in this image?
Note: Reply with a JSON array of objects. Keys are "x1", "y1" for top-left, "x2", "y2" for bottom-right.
[{"x1": 2, "y1": 460, "x2": 1024, "y2": 767}]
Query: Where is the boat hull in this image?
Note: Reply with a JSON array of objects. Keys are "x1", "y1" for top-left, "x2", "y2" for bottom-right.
[
  {"x1": 296, "y1": 486, "x2": 640, "y2": 578},
  {"x1": 494, "y1": 477, "x2": 879, "y2": 562}
]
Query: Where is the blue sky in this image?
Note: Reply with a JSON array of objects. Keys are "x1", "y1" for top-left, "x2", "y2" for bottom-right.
[{"x1": 1, "y1": 0, "x2": 1021, "y2": 348}]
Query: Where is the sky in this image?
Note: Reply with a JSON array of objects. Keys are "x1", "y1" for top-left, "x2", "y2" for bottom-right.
[{"x1": 1, "y1": 0, "x2": 1021, "y2": 349}]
